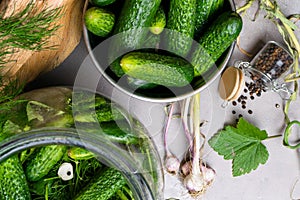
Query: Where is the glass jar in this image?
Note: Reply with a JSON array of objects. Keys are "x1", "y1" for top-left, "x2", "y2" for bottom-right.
[
  {"x1": 0, "y1": 87, "x2": 163, "y2": 200},
  {"x1": 237, "y1": 41, "x2": 294, "y2": 99}
]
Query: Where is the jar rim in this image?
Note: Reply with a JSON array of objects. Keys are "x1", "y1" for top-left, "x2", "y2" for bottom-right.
[{"x1": 0, "y1": 127, "x2": 164, "y2": 200}]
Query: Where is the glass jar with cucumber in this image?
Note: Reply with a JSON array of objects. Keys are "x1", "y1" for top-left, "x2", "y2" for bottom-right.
[{"x1": 0, "y1": 86, "x2": 163, "y2": 200}]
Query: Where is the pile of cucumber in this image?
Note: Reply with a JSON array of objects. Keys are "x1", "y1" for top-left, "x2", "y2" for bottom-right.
[
  {"x1": 85, "y1": 0, "x2": 243, "y2": 89},
  {"x1": 0, "y1": 144, "x2": 134, "y2": 200},
  {"x1": 0, "y1": 88, "x2": 155, "y2": 199}
]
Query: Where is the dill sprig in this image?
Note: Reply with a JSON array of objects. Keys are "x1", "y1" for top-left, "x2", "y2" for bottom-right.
[
  {"x1": 0, "y1": 1, "x2": 63, "y2": 119},
  {"x1": 0, "y1": 0, "x2": 63, "y2": 91},
  {"x1": 0, "y1": 1, "x2": 62, "y2": 53},
  {"x1": 0, "y1": 79, "x2": 27, "y2": 132}
]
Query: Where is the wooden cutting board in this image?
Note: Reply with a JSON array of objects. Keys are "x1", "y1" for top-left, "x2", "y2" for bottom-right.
[{"x1": 0, "y1": 0, "x2": 84, "y2": 86}]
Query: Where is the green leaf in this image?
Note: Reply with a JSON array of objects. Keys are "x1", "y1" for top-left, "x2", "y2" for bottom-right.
[
  {"x1": 208, "y1": 118, "x2": 269, "y2": 176},
  {"x1": 236, "y1": 118, "x2": 268, "y2": 140},
  {"x1": 3, "y1": 120, "x2": 22, "y2": 135},
  {"x1": 26, "y1": 101, "x2": 65, "y2": 122},
  {"x1": 232, "y1": 142, "x2": 269, "y2": 177},
  {"x1": 208, "y1": 126, "x2": 253, "y2": 160}
]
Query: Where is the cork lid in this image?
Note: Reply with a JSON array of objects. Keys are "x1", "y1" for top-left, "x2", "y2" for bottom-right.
[
  {"x1": 218, "y1": 66, "x2": 244, "y2": 101},
  {"x1": 229, "y1": 67, "x2": 245, "y2": 101}
]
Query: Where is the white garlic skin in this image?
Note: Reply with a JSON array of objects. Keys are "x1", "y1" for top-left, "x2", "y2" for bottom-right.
[{"x1": 58, "y1": 162, "x2": 74, "y2": 181}]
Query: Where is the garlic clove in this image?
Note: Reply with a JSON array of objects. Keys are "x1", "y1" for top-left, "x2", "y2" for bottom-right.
[
  {"x1": 58, "y1": 162, "x2": 74, "y2": 181},
  {"x1": 165, "y1": 155, "x2": 180, "y2": 175},
  {"x1": 200, "y1": 164, "x2": 216, "y2": 185},
  {"x1": 183, "y1": 172, "x2": 205, "y2": 195},
  {"x1": 180, "y1": 160, "x2": 192, "y2": 177}
]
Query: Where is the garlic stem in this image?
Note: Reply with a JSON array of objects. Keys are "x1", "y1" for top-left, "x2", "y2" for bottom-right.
[
  {"x1": 180, "y1": 97, "x2": 193, "y2": 149},
  {"x1": 191, "y1": 93, "x2": 201, "y2": 176},
  {"x1": 164, "y1": 103, "x2": 175, "y2": 157},
  {"x1": 163, "y1": 103, "x2": 180, "y2": 174}
]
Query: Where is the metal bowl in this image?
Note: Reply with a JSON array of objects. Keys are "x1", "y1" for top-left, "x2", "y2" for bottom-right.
[{"x1": 83, "y1": 0, "x2": 237, "y2": 103}]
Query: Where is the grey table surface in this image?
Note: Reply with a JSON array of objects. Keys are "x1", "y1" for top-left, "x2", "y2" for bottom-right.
[{"x1": 28, "y1": 0, "x2": 300, "y2": 199}]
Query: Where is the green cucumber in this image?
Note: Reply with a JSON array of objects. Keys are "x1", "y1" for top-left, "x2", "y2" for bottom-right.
[
  {"x1": 165, "y1": 0, "x2": 197, "y2": 57},
  {"x1": 74, "y1": 167, "x2": 127, "y2": 200},
  {"x1": 100, "y1": 121, "x2": 140, "y2": 144},
  {"x1": 25, "y1": 145, "x2": 67, "y2": 182},
  {"x1": 112, "y1": 0, "x2": 161, "y2": 48},
  {"x1": 0, "y1": 156, "x2": 31, "y2": 200},
  {"x1": 68, "y1": 147, "x2": 95, "y2": 160},
  {"x1": 84, "y1": 7, "x2": 115, "y2": 37},
  {"x1": 96, "y1": 104, "x2": 124, "y2": 122},
  {"x1": 142, "y1": 33, "x2": 161, "y2": 49},
  {"x1": 191, "y1": 11, "x2": 243, "y2": 77},
  {"x1": 127, "y1": 76, "x2": 158, "y2": 90},
  {"x1": 120, "y1": 52, "x2": 194, "y2": 87},
  {"x1": 0, "y1": 125, "x2": 31, "y2": 200},
  {"x1": 73, "y1": 94, "x2": 125, "y2": 123},
  {"x1": 149, "y1": 6, "x2": 166, "y2": 35},
  {"x1": 109, "y1": 58, "x2": 125, "y2": 77},
  {"x1": 89, "y1": 0, "x2": 116, "y2": 7},
  {"x1": 109, "y1": 0, "x2": 161, "y2": 77},
  {"x1": 194, "y1": 0, "x2": 224, "y2": 37},
  {"x1": 29, "y1": 178, "x2": 54, "y2": 196},
  {"x1": 76, "y1": 121, "x2": 140, "y2": 145}
]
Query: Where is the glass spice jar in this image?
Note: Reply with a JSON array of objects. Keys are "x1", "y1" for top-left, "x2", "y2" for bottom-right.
[
  {"x1": 238, "y1": 41, "x2": 294, "y2": 99},
  {"x1": 251, "y1": 41, "x2": 294, "y2": 80}
]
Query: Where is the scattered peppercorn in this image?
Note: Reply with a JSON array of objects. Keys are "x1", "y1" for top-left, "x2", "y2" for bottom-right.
[{"x1": 248, "y1": 110, "x2": 253, "y2": 114}]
